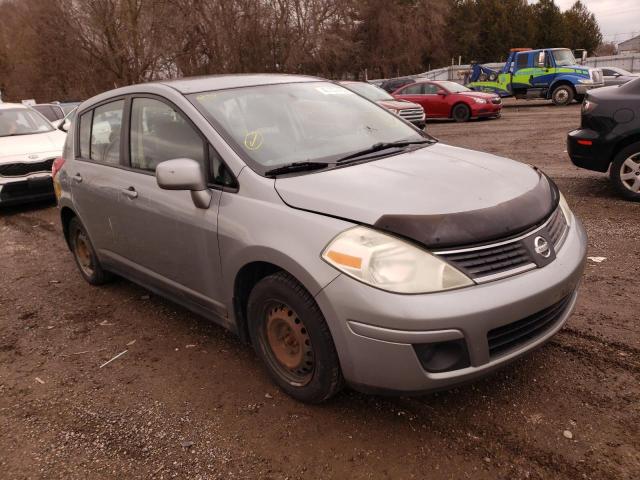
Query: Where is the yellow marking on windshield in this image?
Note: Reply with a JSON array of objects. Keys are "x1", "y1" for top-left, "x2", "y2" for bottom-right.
[{"x1": 244, "y1": 131, "x2": 263, "y2": 151}]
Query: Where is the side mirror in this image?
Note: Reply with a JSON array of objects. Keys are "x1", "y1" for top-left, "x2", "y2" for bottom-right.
[
  {"x1": 59, "y1": 119, "x2": 71, "y2": 132},
  {"x1": 156, "y1": 158, "x2": 211, "y2": 209}
]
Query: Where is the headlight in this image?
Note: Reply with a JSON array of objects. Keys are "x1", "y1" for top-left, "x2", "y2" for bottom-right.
[
  {"x1": 321, "y1": 226, "x2": 473, "y2": 294},
  {"x1": 578, "y1": 79, "x2": 593, "y2": 84},
  {"x1": 387, "y1": 108, "x2": 399, "y2": 114},
  {"x1": 558, "y1": 192, "x2": 573, "y2": 227},
  {"x1": 473, "y1": 98, "x2": 487, "y2": 104}
]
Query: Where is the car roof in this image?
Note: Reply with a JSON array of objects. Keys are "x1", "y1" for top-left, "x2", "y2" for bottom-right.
[
  {"x1": 155, "y1": 73, "x2": 322, "y2": 94},
  {"x1": 0, "y1": 102, "x2": 30, "y2": 110}
]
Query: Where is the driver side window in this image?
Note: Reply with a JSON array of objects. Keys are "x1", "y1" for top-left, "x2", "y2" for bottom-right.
[{"x1": 130, "y1": 98, "x2": 205, "y2": 172}]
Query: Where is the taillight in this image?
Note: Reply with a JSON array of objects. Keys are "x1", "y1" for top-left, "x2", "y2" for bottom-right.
[{"x1": 52, "y1": 157, "x2": 65, "y2": 178}]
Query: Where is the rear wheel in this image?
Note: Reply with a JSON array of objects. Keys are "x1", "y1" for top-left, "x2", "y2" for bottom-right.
[
  {"x1": 452, "y1": 104, "x2": 471, "y2": 122},
  {"x1": 247, "y1": 272, "x2": 343, "y2": 403},
  {"x1": 610, "y1": 142, "x2": 640, "y2": 202},
  {"x1": 551, "y1": 85, "x2": 574, "y2": 106},
  {"x1": 68, "y1": 217, "x2": 112, "y2": 285}
]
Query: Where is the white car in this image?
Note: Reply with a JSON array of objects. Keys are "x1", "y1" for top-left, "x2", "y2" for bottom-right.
[{"x1": 0, "y1": 103, "x2": 66, "y2": 206}]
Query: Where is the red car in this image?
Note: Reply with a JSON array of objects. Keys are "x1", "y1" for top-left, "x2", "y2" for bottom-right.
[
  {"x1": 392, "y1": 80, "x2": 502, "y2": 122},
  {"x1": 340, "y1": 81, "x2": 426, "y2": 129}
]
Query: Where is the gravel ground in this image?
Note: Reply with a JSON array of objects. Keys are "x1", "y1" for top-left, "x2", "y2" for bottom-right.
[{"x1": 1, "y1": 99, "x2": 639, "y2": 479}]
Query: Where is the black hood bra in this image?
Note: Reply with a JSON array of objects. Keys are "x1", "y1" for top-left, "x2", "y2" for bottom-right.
[{"x1": 374, "y1": 171, "x2": 560, "y2": 249}]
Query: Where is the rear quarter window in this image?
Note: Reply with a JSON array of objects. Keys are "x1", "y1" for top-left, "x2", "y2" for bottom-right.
[{"x1": 79, "y1": 111, "x2": 92, "y2": 158}]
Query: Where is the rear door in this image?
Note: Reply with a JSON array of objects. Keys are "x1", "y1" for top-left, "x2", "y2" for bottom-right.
[
  {"x1": 393, "y1": 83, "x2": 429, "y2": 115},
  {"x1": 108, "y1": 95, "x2": 229, "y2": 317},
  {"x1": 69, "y1": 99, "x2": 126, "y2": 256}
]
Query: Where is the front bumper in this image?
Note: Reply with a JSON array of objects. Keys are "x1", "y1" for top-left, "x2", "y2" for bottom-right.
[
  {"x1": 472, "y1": 103, "x2": 502, "y2": 118},
  {"x1": 315, "y1": 218, "x2": 587, "y2": 394},
  {"x1": 567, "y1": 128, "x2": 613, "y2": 173},
  {"x1": 0, "y1": 175, "x2": 55, "y2": 206},
  {"x1": 575, "y1": 82, "x2": 604, "y2": 95}
]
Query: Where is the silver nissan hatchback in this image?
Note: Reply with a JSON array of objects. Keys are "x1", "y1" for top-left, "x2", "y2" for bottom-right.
[{"x1": 56, "y1": 75, "x2": 587, "y2": 403}]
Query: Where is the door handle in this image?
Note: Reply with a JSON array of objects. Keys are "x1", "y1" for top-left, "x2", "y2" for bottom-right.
[
  {"x1": 122, "y1": 186, "x2": 138, "y2": 199},
  {"x1": 72, "y1": 173, "x2": 83, "y2": 183}
]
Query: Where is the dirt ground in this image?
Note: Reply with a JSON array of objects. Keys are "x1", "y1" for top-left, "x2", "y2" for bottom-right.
[{"x1": 1, "y1": 99, "x2": 639, "y2": 479}]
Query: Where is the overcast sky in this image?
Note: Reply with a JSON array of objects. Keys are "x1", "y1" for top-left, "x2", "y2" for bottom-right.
[{"x1": 552, "y1": 0, "x2": 640, "y2": 43}]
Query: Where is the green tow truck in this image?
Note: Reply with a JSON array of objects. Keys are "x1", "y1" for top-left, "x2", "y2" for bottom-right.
[{"x1": 466, "y1": 48, "x2": 604, "y2": 105}]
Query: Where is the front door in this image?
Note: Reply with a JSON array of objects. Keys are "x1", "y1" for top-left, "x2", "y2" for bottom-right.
[
  {"x1": 108, "y1": 96, "x2": 226, "y2": 317},
  {"x1": 422, "y1": 83, "x2": 450, "y2": 118}
]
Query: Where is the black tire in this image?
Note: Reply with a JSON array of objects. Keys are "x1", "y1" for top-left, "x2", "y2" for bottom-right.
[
  {"x1": 247, "y1": 271, "x2": 343, "y2": 403},
  {"x1": 575, "y1": 94, "x2": 585, "y2": 104},
  {"x1": 551, "y1": 85, "x2": 574, "y2": 106},
  {"x1": 609, "y1": 142, "x2": 640, "y2": 202},
  {"x1": 452, "y1": 103, "x2": 471, "y2": 122},
  {"x1": 68, "y1": 217, "x2": 112, "y2": 285}
]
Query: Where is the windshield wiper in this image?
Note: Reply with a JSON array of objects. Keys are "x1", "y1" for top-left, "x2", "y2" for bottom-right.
[
  {"x1": 336, "y1": 139, "x2": 433, "y2": 163},
  {"x1": 265, "y1": 161, "x2": 329, "y2": 177}
]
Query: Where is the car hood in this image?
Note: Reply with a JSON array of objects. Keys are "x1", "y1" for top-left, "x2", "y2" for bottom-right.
[
  {"x1": 274, "y1": 143, "x2": 558, "y2": 248},
  {"x1": 377, "y1": 99, "x2": 422, "y2": 110},
  {"x1": 0, "y1": 130, "x2": 66, "y2": 161}
]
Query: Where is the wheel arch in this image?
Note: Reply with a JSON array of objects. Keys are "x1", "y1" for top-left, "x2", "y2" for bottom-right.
[
  {"x1": 610, "y1": 133, "x2": 640, "y2": 167},
  {"x1": 449, "y1": 101, "x2": 471, "y2": 118},
  {"x1": 60, "y1": 206, "x2": 77, "y2": 250},
  {"x1": 231, "y1": 253, "x2": 337, "y2": 343},
  {"x1": 548, "y1": 79, "x2": 577, "y2": 98}
]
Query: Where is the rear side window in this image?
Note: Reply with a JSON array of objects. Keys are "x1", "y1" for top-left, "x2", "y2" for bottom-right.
[
  {"x1": 402, "y1": 84, "x2": 423, "y2": 94},
  {"x1": 90, "y1": 100, "x2": 124, "y2": 165},
  {"x1": 78, "y1": 111, "x2": 92, "y2": 158},
  {"x1": 130, "y1": 97, "x2": 205, "y2": 172}
]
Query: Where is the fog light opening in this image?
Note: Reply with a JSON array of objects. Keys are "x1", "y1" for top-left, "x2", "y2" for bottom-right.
[{"x1": 414, "y1": 339, "x2": 471, "y2": 373}]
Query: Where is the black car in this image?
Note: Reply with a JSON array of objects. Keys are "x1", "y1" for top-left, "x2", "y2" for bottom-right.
[{"x1": 567, "y1": 77, "x2": 640, "y2": 201}]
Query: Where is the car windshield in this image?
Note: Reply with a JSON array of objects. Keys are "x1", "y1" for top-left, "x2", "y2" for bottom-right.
[
  {"x1": 189, "y1": 81, "x2": 428, "y2": 174},
  {"x1": 438, "y1": 81, "x2": 470, "y2": 93},
  {"x1": 613, "y1": 68, "x2": 633, "y2": 76},
  {"x1": 343, "y1": 82, "x2": 395, "y2": 102},
  {"x1": 552, "y1": 49, "x2": 577, "y2": 67},
  {"x1": 0, "y1": 108, "x2": 54, "y2": 137}
]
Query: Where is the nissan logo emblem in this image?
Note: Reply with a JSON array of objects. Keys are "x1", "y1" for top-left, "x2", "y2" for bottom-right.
[{"x1": 534, "y1": 236, "x2": 551, "y2": 258}]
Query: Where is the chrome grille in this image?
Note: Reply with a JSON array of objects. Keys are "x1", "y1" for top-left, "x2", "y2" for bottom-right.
[
  {"x1": 398, "y1": 107, "x2": 424, "y2": 122},
  {"x1": 487, "y1": 293, "x2": 573, "y2": 358},
  {"x1": 436, "y1": 206, "x2": 569, "y2": 283},
  {"x1": 0, "y1": 158, "x2": 54, "y2": 177}
]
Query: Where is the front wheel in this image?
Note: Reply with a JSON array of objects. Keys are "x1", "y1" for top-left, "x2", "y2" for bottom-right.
[
  {"x1": 247, "y1": 272, "x2": 343, "y2": 403},
  {"x1": 551, "y1": 85, "x2": 574, "y2": 106},
  {"x1": 610, "y1": 142, "x2": 640, "y2": 202},
  {"x1": 452, "y1": 104, "x2": 471, "y2": 122}
]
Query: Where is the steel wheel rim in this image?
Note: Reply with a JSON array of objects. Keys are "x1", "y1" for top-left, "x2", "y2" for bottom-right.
[
  {"x1": 74, "y1": 230, "x2": 94, "y2": 276},
  {"x1": 454, "y1": 107, "x2": 467, "y2": 120},
  {"x1": 620, "y1": 153, "x2": 640, "y2": 193},
  {"x1": 262, "y1": 302, "x2": 314, "y2": 386},
  {"x1": 555, "y1": 89, "x2": 569, "y2": 103}
]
